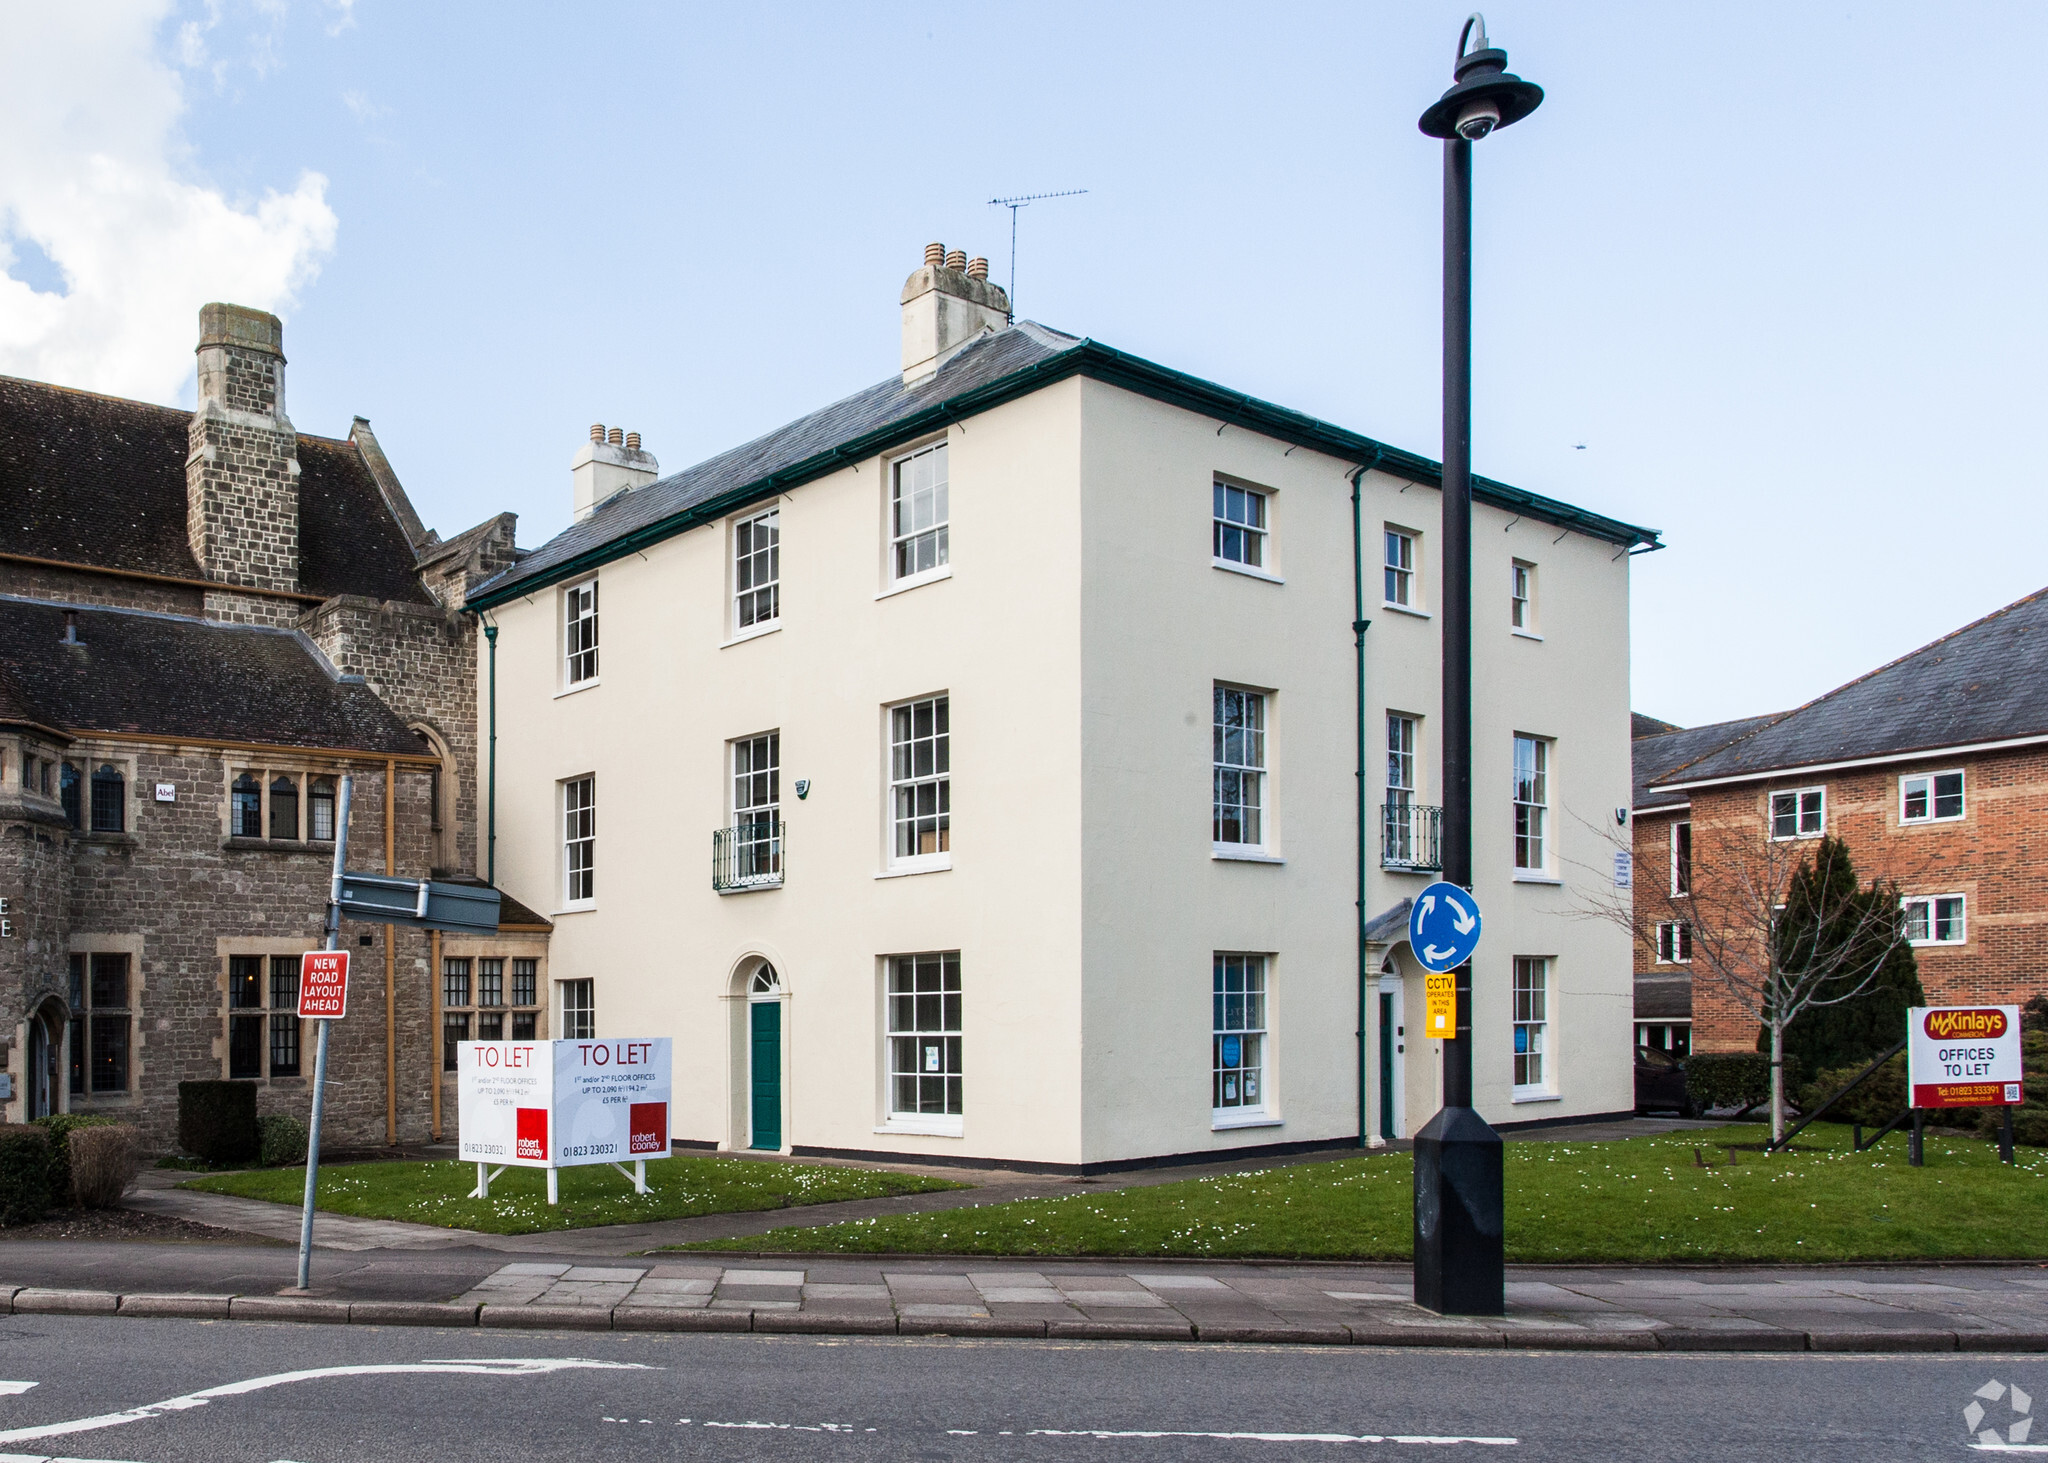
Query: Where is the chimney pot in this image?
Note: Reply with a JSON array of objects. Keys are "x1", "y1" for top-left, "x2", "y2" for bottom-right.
[
  {"x1": 590, "y1": 423, "x2": 606, "y2": 443},
  {"x1": 607, "y1": 427, "x2": 624, "y2": 447},
  {"x1": 625, "y1": 431, "x2": 641, "y2": 451},
  {"x1": 925, "y1": 242, "x2": 945, "y2": 267},
  {"x1": 967, "y1": 256, "x2": 988, "y2": 280},
  {"x1": 945, "y1": 249, "x2": 967, "y2": 272},
  {"x1": 900, "y1": 243, "x2": 1012, "y2": 382}
]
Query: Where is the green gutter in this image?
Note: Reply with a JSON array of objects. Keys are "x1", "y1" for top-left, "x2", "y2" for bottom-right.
[{"x1": 467, "y1": 341, "x2": 1660, "y2": 613}]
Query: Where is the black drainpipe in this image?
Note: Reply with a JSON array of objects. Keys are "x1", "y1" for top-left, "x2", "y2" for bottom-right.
[{"x1": 1351, "y1": 454, "x2": 1380, "y2": 1146}]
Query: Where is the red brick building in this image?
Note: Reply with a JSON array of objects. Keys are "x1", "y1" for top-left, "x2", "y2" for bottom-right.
[{"x1": 1632, "y1": 591, "x2": 2048, "y2": 1054}]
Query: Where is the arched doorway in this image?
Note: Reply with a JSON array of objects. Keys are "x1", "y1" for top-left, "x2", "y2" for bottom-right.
[
  {"x1": 25, "y1": 997, "x2": 65, "y2": 1120},
  {"x1": 745, "y1": 964, "x2": 784, "y2": 1151}
]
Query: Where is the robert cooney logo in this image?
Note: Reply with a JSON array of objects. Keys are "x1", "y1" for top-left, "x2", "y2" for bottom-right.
[{"x1": 1964, "y1": 1379, "x2": 2034, "y2": 1450}]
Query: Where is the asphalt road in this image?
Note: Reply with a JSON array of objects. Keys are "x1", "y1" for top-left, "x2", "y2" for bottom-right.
[{"x1": 0, "y1": 1316, "x2": 2035, "y2": 1461}]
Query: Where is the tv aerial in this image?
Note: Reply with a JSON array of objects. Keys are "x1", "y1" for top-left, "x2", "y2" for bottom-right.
[{"x1": 987, "y1": 189, "x2": 1087, "y2": 318}]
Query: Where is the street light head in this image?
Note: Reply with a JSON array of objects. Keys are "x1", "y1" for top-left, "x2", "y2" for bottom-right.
[{"x1": 1418, "y1": 14, "x2": 1543, "y2": 141}]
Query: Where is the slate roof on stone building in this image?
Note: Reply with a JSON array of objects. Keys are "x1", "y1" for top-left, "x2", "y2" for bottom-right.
[
  {"x1": 1655, "y1": 585, "x2": 2048, "y2": 788},
  {"x1": 1631, "y1": 715, "x2": 1781, "y2": 811},
  {"x1": 0, "y1": 375, "x2": 432, "y2": 605},
  {"x1": 0, "y1": 597, "x2": 424, "y2": 756},
  {"x1": 472, "y1": 321, "x2": 1659, "y2": 607}
]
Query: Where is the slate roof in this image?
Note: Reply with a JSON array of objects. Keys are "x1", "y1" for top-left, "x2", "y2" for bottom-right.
[
  {"x1": 471, "y1": 322, "x2": 1660, "y2": 608},
  {"x1": 0, "y1": 375, "x2": 431, "y2": 605},
  {"x1": 0, "y1": 596, "x2": 425, "y2": 756},
  {"x1": 1656, "y1": 586, "x2": 2048, "y2": 788},
  {"x1": 1631, "y1": 715, "x2": 1781, "y2": 811}
]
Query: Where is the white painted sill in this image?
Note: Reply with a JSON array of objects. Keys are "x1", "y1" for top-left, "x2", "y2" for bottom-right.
[
  {"x1": 716, "y1": 879, "x2": 783, "y2": 896},
  {"x1": 554, "y1": 901, "x2": 597, "y2": 915},
  {"x1": 1212, "y1": 559, "x2": 1284, "y2": 585},
  {"x1": 1512, "y1": 872, "x2": 1563, "y2": 885},
  {"x1": 1511, "y1": 1091, "x2": 1561, "y2": 1105},
  {"x1": 553, "y1": 677, "x2": 601, "y2": 700},
  {"x1": 1511, "y1": 628, "x2": 1544, "y2": 642},
  {"x1": 1211, "y1": 1113, "x2": 1283, "y2": 1131},
  {"x1": 876, "y1": 855, "x2": 953, "y2": 879},
  {"x1": 1213, "y1": 847, "x2": 1284, "y2": 864},
  {"x1": 875, "y1": 1117, "x2": 964, "y2": 1138},
  {"x1": 1381, "y1": 602, "x2": 1430, "y2": 619},
  {"x1": 720, "y1": 621, "x2": 782, "y2": 650},
  {"x1": 875, "y1": 565, "x2": 953, "y2": 601}
]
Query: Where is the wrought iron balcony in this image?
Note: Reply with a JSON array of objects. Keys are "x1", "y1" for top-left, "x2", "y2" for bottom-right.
[
  {"x1": 713, "y1": 820, "x2": 784, "y2": 892},
  {"x1": 1381, "y1": 802, "x2": 1442, "y2": 872}
]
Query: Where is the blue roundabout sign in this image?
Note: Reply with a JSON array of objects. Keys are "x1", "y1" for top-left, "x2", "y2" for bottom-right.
[{"x1": 1408, "y1": 881, "x2": 1484, "y2": 974}]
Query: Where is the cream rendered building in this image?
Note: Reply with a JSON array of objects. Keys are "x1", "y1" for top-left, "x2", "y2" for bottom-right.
[{"x1": 467, "y1": 248, "x2": 1658, "y2": 1171}]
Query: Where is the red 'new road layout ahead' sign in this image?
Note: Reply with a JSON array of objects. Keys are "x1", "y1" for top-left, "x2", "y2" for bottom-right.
[{"x1": 299, "y1": 951, "x2": 349, "y2": 1019}]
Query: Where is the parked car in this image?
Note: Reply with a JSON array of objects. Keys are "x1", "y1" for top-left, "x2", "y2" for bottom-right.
[{"x1": 1635, "y1": 1046, "x2": 1698, "y2": 1117}]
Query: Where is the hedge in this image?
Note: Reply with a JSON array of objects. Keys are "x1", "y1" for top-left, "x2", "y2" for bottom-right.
[
  {"x1": 177, "y1": 1081, "x2": 259, "y2": 1165},
  {"x1": 0, "y1": 1125, "x2": 52, "y2": 1226},
  {"x1": 30, "y1": 1113, "x2": 122, "y2": 1203},
  {"x1": 257, "y1": 1111, "x2": 308, "y2": 1168},
  {"x1": 1685, "y1": 1052, "x2": 1800, "y2": 1116}
]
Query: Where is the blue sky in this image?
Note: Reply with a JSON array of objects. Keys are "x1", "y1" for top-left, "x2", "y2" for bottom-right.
[{"x1": 3, "y1": 2, "x2": 2043, "y2": 728}]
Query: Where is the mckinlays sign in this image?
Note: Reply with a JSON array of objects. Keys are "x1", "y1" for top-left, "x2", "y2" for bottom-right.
[{"x1": 1906, "y1": 1005, "x2": 2023, "y2": 1110}]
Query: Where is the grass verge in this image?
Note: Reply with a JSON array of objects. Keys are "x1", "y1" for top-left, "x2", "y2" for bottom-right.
[
  {"x1": 677, "y1": 1123, "x2": 2048, "y2": 1262},
  {"x1": 185, "y1": 1155, "x2": 963, "y2": 1235}
]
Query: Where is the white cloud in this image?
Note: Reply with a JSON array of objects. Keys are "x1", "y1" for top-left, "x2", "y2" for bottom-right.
[{"x1": 0, "y1": 0, "x2": 337, "y2": 405}]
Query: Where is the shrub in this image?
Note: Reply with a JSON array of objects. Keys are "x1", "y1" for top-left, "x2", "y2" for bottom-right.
[
  {"x1": 69, "y1": 1125, "x2": 141, "y2": 1208},
  {"x1": 0, "y1": 1125, "x2": 52, "y2": 1226},
  {"x1": 30, "y1": 1113, "x2": 122, "y2": 1203},
  {"x1": 258, "y1": 1112, "x2": 308, "y2": 1168},
  {"x1": 1968, "y1": 1031, "x2": 2048, "y2": 1148},
  {"x1": 1795, "y1": 1052, "x2": 1907, "y2": 1129},
  {"x1": 1686, "y1": 1052, "x2": 1800, "y2": 1116},
  {"x1": 177, "y1": 1081, "x2": 259, "y2": 1165}
]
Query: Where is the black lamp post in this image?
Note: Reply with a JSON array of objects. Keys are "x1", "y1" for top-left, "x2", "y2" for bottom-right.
[{"x1": 1411, "y1": 13, "x2": 1542, "y2": 1318}]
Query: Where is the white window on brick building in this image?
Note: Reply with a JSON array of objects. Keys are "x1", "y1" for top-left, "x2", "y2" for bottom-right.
[
  {"x1": 1770, "y1": 787, "x2": 1825, "y2": 839},
  {"x1": 1900, "y1": 770, "x2": 1964, "y2": 824},
  {"x1": 1903, "y1": 894, "x2": 1966, "y2": 946},
  {"x1": 1655, "y1": 921, "x2": 1692, "y2": 964},
  {"x1": 564, "y1": 577, "x2": 599, "y2": 686},
  {"x1": 1671, "y1": 819, "x2": 1692, "y2": 896}
]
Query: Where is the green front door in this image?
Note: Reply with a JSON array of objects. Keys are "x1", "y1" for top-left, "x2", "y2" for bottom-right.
[
  {"x1": 749, "y1": 1000, "x2": 782, "y2": 1150},
  {"x1": 1378, "y1": 992, "x2": 1396, "y2": 1140}
]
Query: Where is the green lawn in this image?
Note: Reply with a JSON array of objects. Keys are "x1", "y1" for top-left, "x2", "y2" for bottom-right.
[
  {"x1": 185, "y1": 1155, "x2": 963, "y2": 1235},
  {"x1": 679, "y1": 1124, "x2": 2048, "y2": 1263}
]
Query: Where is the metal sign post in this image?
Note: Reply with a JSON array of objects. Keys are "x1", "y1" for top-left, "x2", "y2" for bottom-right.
[{"x1": 295, "y1": 775, "x2": 352, "y2": 1293}]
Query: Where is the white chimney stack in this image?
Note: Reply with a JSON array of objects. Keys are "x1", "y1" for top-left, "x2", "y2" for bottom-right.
[
  {"x1": 572, "y1": 422, "x2": 659, "y2": 521},
  {"x1": 900, "y1": 241, "x2": 1011, "y2": 384}
]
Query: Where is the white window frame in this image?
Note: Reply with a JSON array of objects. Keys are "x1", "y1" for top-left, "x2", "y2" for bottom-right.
[
  {"x1": 1899, "y1": 769, "x2": 1965, "y2": 825},
  {"x1": 726, "y1": 732, "x2": 782, "y2": 888},
  {"x1": 1655, "y1": 920, "x2": 1692, "y2": 964},
  {"x1": 882, "y1": 951, "x2": 963, "y2": 1133},
  {"x1": 562, "y1": 577, "x2": 599, "y2": 690},
  {"x1": 1769, "y1": 787, "x2": 1826, "y2": 840},
  {"x1": 1902, "y1": 893, "x2": 1966, "y2": 946},
  {"x1": 1212, "y1": 953, "x2": 1271, "y2": 1125},
  {"x1": 1510, "y1": 559, "x2": 1537, "y2": 635},
  {"x1": 1671, "y1": 819, "x2": 1692, "y2": 897},
  {"x1": 1382, "y1": 527, "x2": 1419, "y2": 610},
  {"x1": 1213, "y1": 685, "x2": 1269, "y2": 854},
  {"x1": 558, "y1": 978, "x2": 595, "y2": 1040},
  {"x1": 1212, "y1": 480, "x2": 1275, "y2": 578},
  {"x1": 1512, "y1": 956, "x2": 1552, "y2": 1099},
  {"x1": 1512, "y1": 734, "x2": 1551, "y2": 875},
  {"x1": 886, "y1": 695, "x2": 951, "y2": 874},
  {"x1": 731, "y1": 505, "x2": 781, "y2": 638},
  {"x1": 887, "y1": 439, "x2": 950, "y2": 590},
  {"x1": 561, "y1": 774, "x2": 596, "y2": 909},
  {"x1": 1385, "y1": 712, "x2": 1420, "y2": 864}
]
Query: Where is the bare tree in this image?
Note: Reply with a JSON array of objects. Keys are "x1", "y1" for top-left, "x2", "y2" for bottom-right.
[{"x1": 1575, "y1": 812, "x2": 1924, "y2": 1143}]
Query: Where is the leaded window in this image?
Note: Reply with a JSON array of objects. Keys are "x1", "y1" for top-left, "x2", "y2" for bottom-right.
[
  {"x1": 232, "y1": 773, "x2": 262, "y2": 838},
  {"x1": 89, "y1": 763, "x2": 124, "y2": 833},
  {"x1": 269, "y1": 775, "x2": 298, "y2": 841},
  {"x1": 309, "y1": 778, "x2": 337, "y2": 841}
]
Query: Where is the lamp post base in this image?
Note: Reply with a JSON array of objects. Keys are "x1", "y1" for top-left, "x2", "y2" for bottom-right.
[{"x1": 1412, "y1": 1104, "x2": 1504, "y2": 1315}]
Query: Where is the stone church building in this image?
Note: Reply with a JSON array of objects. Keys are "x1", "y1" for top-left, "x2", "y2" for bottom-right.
[{"x1": 0, "y1": 303, "x2": 550, "y2": 1149}]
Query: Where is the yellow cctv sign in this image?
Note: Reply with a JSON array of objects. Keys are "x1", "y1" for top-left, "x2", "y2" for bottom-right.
[{"x1": 1424, "y1": 971, "x2": 1456, "y2": 1038}]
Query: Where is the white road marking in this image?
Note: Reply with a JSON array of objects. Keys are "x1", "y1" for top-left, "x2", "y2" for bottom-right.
[
  {"x1": 0, "y1": 1358, "x2": 648, "y2": 1448},
  {"x1": 1028, "y1": 1428, "x2": 1517, "y2": 1446},
  {"x1": 0, "y1": 1386, "x2": 36, "y2": 1397}
]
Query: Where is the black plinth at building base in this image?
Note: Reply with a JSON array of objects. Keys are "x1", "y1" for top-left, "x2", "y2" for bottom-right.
[{"x1": 1412, "y1": 1104, "x2": 1505, "y2": 1316}]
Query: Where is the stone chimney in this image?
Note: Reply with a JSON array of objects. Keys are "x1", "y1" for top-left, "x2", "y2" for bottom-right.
[
  {"x1": 572, "y1": 423, "x2": 659, "y2": 522},
  {"x1": 901, "y1": 241, "x2": 1010, "y2": 383},
  {"x1": 186, "y1": 304, "x2": 301, "y2": 609}
]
